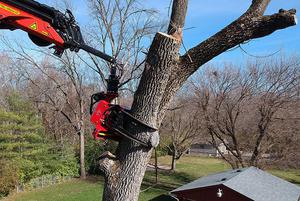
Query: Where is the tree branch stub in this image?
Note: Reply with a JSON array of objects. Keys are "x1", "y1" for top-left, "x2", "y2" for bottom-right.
[{"x1": 168, "y1": 0, "x2": 188, "y2": 41}]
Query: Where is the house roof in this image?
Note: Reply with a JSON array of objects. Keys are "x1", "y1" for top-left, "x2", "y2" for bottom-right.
[{"x1": 171, "y1": 167, "x2": 300, "y2": 201}]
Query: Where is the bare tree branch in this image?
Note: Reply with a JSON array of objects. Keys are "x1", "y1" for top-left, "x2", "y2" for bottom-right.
[{"x1": 181, "y1": 9, "x2": 297, "y2": 75}]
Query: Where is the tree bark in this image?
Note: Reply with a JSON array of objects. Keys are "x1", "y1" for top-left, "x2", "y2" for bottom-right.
[
  {"x1": 79, "y1": 129, "x2": 86, "y2": 179},
  {"x1": 171, "y1": 151, "x2": 177, "y2": 171},
  {"x1": 168, "y1": 0, "x2": 188, "y2": 40},
  {"x1": 78, "y1": 103, "x2": 86, "y2": 179},
  {"x1": 100, "y1": 0, "x2": 297, "y2": 200}
]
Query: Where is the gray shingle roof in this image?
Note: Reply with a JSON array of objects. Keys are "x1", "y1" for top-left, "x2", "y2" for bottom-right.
[{"x1": 171, "y1": 167, "x2": 300, "y2": 201}]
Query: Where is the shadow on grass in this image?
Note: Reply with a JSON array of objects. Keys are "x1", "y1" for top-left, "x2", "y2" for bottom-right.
[
  {"x1": 83, "y1": 171, "x2": 195, "y2": 191},
  {"x1": 288, "y1": 179, "x2": 300, "y2": 185},
  {"x1": 143, "y1": 170, "x2": 195, "y2": 191},
  {"x1": 148, "y1": 195, "x2": 177, "y2": 201},
  {"x1": 84, "y1": 176, "x2": 104, "y2": 184}
]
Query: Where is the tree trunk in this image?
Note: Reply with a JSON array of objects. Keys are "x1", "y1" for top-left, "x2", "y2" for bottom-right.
[
  {"x1": 250, "y1": 124, "x2": 268, "y2": 166},
  {"x1": 80, "y1": 129, "x2": 86, "y2": 179},
  {"x1": 171, "y1": 151, "x2": 177, "y2": 171},
  {"x1": 100, "y1": 32, "x2": 181, "y2": 201}
]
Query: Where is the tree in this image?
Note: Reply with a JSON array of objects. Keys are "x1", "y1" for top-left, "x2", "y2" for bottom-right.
[
  {"x1": 248, "y1": 58, "x2": 299, "y2": 166},
  {"x1": 85, "y1": 0, "x2": 160, "y2": 93},
  {"x1": 27, "y1": 54, "x2": 89, "y2": 179},
  {"x1": 268, "y1": 99, "x2": 300, "y2": 168},
  {"x1": 7, "y1": 51, "x2": 90, "y2": 179},
  {"x1": 192, "y1": 58, "x2": 299, "y2": 168},
  {"x1": 192, "y1": 67, "x2": 251, "y2": 168},
  {"x1": 98, "y1": 0, "x2": 297, "y2": 200},
  {"x1": 0, "y1": 92, "x2": 78, "y2": 195},
  {"x1": 160, "y1": 97, "x2": 203, "y2": 170}
]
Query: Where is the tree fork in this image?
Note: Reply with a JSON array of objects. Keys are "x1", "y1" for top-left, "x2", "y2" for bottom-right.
[{"x1": 160, "y1": 7, "x2": 297, "y2": 117}]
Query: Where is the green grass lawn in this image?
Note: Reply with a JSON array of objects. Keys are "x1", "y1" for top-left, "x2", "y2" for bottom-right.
[
  {"x1": 4, "y1": 178, "x2": 168, "y2": 201},
  {"x1": 3, "y1": 156, "x2": 300, "y2": 201}
]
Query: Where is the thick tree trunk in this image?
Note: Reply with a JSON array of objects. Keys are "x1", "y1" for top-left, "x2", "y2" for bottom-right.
[{"x1": 100, "y1": 32, "x2": 181, "y2": 201}]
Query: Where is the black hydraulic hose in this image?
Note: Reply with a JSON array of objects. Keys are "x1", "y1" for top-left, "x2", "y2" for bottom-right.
[{"x1": 80, "y1": 44, "x2": 117, "y2": 64}]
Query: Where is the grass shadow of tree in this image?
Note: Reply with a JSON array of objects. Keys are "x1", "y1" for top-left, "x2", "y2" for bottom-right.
[
  {"x1": 148, "y1": 194, "x2": 177, "y2": 201},
  {"x1": 288, "y1": 179, "x2": 300, "y2": 185},
  {"x1": 143, "y1": 170, "x2": 196, "y2": 191}
]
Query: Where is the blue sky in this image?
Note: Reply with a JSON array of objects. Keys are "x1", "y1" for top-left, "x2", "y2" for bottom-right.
[{"x1": 1, "y1": 0, "x2": 299, "y2": 66}]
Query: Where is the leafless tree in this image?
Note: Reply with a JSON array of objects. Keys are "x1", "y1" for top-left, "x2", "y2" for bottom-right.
[
  {"x1": 3, "y1": 45, "x2": 91, "y2": 179},
  {"x1": 160, "y1": 97, "x2": 203, "y2": 170},
  {"x1": 192, "y1": 67, "x2": 246, "y2": 168},
  {"x1": 192, "y1": 57, "x2": 299, "y2": 168},
  {"x1": 84, "y1": 0, "x2": 161, "y2": 93},
  {"x1": 248, "y1": 58, "x2": 299, "y2": 166},
  {"x1": 0, "y1": 54, "x2": 24, "y2": 107},
  {"x1": 268, "y1": 100, "x2": 300, "y2": 168}
]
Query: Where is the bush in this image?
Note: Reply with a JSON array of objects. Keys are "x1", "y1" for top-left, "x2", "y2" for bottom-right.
[
  {"x1": 0, "y1": 160, "x2": 19, "y2": 197},
  {"x1": 45, "y1": 144, "x2": 79, "y2": 177}
]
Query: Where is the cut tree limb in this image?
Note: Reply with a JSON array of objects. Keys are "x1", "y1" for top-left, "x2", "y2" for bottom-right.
[
  {"x1": 99, "y1": 151, "x2": 118, "y2": 176},
  {"x1": 168, "y1": 0, "x2": 189, "y2": 40}
]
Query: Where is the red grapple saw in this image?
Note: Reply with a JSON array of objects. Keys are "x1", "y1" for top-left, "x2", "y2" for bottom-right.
[{"x1": 0, "y1": 0, "x2": 156, "y2": 147}]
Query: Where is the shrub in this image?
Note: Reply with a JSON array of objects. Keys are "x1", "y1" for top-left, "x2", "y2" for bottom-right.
[{"x1": 0, "y1": 160, "x2": 19, "y2": 197}]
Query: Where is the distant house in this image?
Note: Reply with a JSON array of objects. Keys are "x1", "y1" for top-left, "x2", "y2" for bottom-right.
[
  {"x1": 189, "y1": 143, "x2": 228, "y2": 157},
  {"x1": 170, "y1": 167, "x2": 300, "y2": 201}
]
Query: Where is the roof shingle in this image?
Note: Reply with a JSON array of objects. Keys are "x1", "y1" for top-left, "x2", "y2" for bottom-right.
[{"x1": 171, "y1": 167, "x2": 300, "y2": 201}]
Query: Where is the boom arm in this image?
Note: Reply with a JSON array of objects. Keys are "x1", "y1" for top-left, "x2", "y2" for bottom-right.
[{"x1": 0, "y1": 0, "x2": 116, "y2": 63}]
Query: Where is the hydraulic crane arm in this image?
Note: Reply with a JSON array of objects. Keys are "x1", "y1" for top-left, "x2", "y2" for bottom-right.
[{"x1": 0, "y1": 0, "x2": 116, "y2": 62}]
